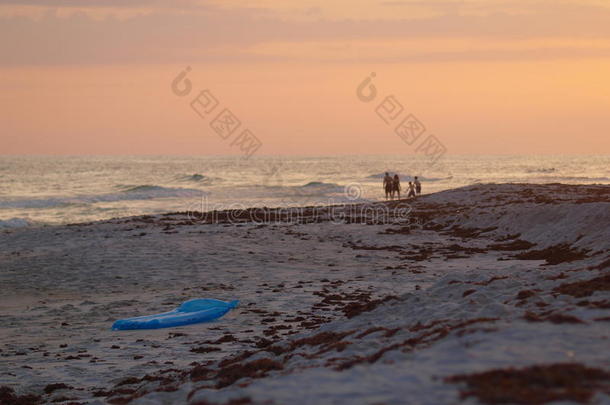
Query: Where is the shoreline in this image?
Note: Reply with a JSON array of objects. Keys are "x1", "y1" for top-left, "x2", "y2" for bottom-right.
[
  {"x1": 2, "y1": 181, "x2": 609, "y2": 231},
  {"x1": 65, "y1": 182, "x2": 610, "y2": 227},
  {"x1": 1, "y1": 183, "x2": 609, "y2": 404}
]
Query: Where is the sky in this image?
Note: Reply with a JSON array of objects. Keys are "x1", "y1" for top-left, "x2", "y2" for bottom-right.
[{"x1": 0, "y1": 0, "x2": 609, "y2": 155}]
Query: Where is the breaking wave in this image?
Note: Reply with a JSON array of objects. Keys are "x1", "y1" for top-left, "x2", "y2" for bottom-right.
[
  {"x1": 367, "y1": 173, "x2": 451, "y2": 182},
  {"x1": 0, "y1": 186, "x2": 206, "y2": 209},
  {"x1": 176, "y1": 174, "x2": 213, "y2": 183},
  {"x1": 267, "y1": 182, "x2": 343, "y2": 197},
  {"x1": 525, "y1": 167, "x2": 556, "y2": 174},
  {"x1": 0, "y1": 217, "x2": 32, "y2": 228}
]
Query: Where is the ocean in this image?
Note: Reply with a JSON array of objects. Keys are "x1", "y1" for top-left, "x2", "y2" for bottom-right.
[{"x1": 0, "y1": 154, "x2": 608, "y2": 227}]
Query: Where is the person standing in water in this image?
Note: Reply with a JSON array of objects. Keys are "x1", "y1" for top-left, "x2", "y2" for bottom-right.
[
  {"x1": 414, "y1": 176, "x2": 422, "y2": 195},
  {"x1": 383, "y1": 172, "x2": 393, "y2": 200},
  {"x1": 407, "y1": 181, "x2": 416, "y2": 198},
  {"x1": 393, "y1": 174, "x2": 401, "y2": 199}
]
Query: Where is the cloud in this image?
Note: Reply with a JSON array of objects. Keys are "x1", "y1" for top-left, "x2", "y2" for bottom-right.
[
  {"x1": 0, "y1": 0, "x2": 195, "y2": 7},
  {"x1": 2, "y1": 1, "x2": 610, "y2": 65}
]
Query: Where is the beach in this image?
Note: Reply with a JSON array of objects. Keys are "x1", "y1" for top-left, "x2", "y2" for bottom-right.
[
  {"x1": 1, "y1": 183, "x2": 609, "y2": 405},
  {"x1": 4, "y1": 0, "x2": 610, "y2": 402}
]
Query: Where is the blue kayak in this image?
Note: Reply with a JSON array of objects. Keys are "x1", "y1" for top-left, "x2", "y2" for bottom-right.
[{"x1": 112, "y1": 298, "x2": 239, "y2": 331}]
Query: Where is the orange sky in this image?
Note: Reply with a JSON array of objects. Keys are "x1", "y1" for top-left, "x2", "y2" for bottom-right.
[{"x1": 1, "y1": 0, "x2": 609, "y2": 155}]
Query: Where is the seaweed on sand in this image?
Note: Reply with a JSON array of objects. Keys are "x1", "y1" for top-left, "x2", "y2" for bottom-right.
[{"x1": 445, "y1": 363, "x2": 610, "y2": 404}]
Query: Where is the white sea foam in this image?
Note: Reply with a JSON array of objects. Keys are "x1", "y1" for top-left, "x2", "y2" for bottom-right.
[
  {"x1": 0, "y1": 186, "x2": 205, "y2": 209},
  {"x1": 367, "y1": 172, "x2": 452, "y2": 182},
  {"x1": 0, "y1": 155, "x2": 608, "y2": 225},
  {"x1": 0, "y1": 217, "x2": 31, "y2": 228}
]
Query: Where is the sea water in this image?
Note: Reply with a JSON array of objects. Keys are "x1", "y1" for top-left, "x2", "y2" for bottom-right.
[{"x1": 0, "y1": 154, "x2": 608, "y2": 227}]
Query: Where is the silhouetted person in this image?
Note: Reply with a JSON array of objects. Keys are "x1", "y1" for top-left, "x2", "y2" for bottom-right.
[
  {"x1": 407, "y1": 181, "x2": 416, "y2": 198},
  {"x1": 383, "y1": 172, "x2": 393, "y2": 200},
  {"x1": 393, "y1": 174, "x2": 401, "y2": 199},
  {"x1": 414, "y1": 176, "x2": 421, "y2": 195}
]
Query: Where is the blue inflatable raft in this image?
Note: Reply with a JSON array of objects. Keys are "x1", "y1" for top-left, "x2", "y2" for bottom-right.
[{"x1": 112, "y1": 298, "x2": 239, "y2": 331}]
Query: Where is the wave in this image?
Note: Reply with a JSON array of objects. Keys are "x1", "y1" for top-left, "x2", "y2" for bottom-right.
[
  {"x1": 525, "y1": 167, "x2": 556, "y2": 174},
  {"x1": 0, "y1": 217, "x2": 31, "y2": 228},
  {"x1": 293, "y1": 182, "x2": 343, "y2": 195},
  {"x1": 368, "y1": 172, "x2": 395, "y2": 179},
  {"x1": 176, "y1": 174, "x2": 213, "y2": 183},
  {"x1": 0, "y1": 186, "x2": 206, "y2": 209},
  {"x1": 116, "y1": 185, "x2": 205, "y2": 199},
  {"x1": 123, "y1": 185, "x2": 176, "y2": 193},
  {"x1": 248, "y1": 181, "x2": 344, "y2": 199},
  {"x1": 300, "y1": 181, "x2": 340, "y2": 188},
  {"x1": 367, "y1": 173, "x2": 451, "y2": 182},
  {"x1": 282, "y1": 182, "x2": 343, "y2": 196}
]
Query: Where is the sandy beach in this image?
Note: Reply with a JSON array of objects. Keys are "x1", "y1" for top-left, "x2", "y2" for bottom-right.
[
  {"x1": 1, "y1": 183, "x2": 609, "y2": 405},
  {"x1": 4, "y1": 0, "x2": 610, "y2": 402}
]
